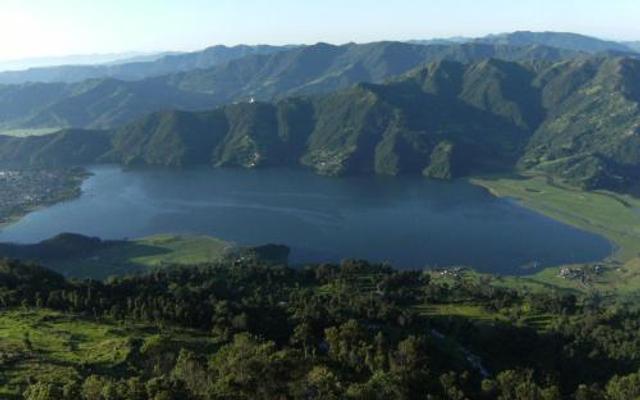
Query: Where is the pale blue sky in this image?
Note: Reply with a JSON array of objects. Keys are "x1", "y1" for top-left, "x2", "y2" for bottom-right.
[{"x1": 1, "y1": 0, "x2": 639, "y2": 61}]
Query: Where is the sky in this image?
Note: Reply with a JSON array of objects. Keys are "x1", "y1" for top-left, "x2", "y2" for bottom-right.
[{"x1": 1, "y1": 0, "x2": 640, "y2": 61}]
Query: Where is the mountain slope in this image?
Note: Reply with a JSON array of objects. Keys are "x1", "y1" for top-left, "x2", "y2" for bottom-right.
[
  {"x1": 0, "y1": 129, "x2": 111, "y2": 168},
  {"x1": 522, "y1": 57, "x2": 640, "y2": 188},
  {"x1": 2, "y1": 57, "x2": 639, "y2": 191}
]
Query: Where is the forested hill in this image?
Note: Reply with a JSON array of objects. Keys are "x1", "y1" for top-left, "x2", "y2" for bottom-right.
[
  {"x1": 0, "y1": 42, "x2": 583, "y2": 131},
  {"x1": 2, "y1": 258, "x2": 640, "y2": 398},
  {"x1": 2, "y1": 56, "x2": 640, "y2": 191}
]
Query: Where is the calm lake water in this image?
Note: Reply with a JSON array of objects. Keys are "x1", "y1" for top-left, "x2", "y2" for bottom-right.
[{"x1": 0, "y1": 166, "x2": 611, "y2": 274}]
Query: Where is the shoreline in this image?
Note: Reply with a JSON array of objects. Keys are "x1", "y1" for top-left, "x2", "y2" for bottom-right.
[
  {"x1": 470, "y1": 174, "x2": 640, "y2": 294},
  {"x1": 471, "y1": 178, "x2": 625, "y2": 257},
  {"x1": 0, "y1": 169, "x2": 90, "y2": 232},
  {"x1": 0, "y1": 188, "x2": 82, "y2": 230}
]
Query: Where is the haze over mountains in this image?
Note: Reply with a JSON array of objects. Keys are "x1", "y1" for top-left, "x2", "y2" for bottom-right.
[
  {"x1": 0, "y1": 45, "x2": 293, "y2": 85},
  {"x1": 1, "y1": 31, "x2": 639, "y2": 192},
  {"x1": 0, "y1": 41, "x2": 595, "y2": 130},
  {"x1": 0, "y1": 51, "x2": 179, "y2": 73},
  {"x1": 1, "y1": 30, "x2": 638, "y2": 86}
]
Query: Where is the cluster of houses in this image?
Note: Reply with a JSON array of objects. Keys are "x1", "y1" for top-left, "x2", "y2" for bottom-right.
[
  {"x1": 0, "y1": 169, "x2": 82, "y2": 223},
  {"x1": 435, "y1": 266, "x2": 468, "y2": 279},
  {"x1": 558, "y1": 264, "x2": 605, "y2": 284}
]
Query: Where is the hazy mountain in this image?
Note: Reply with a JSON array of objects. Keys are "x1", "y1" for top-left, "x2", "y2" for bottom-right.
[
  {"x1": 476, "y1": 31, "x2": 637, "y2": 53},
  {"x1": 0, "y1": 52, "x2": 168, "y2": 72},
  {"x1": 3, "y1": 56, "x2": 639, "y2": 191},
  {"x1": 624, "y1": 41, "x2": 640, "y2": 52},
  {"x1": 2, "y1": 31, "x2": 636, "y2": 84},
  {"x1": 407, "y1": 37, "x2": 472, "y2": 46},
  {"x1": 0, "y1": 42, "x2": 583, "y2": 131},
  {"x1": 0, "y1": 45, "x2": 292, "y2": 85},
  {"x1": 0, "y1": 129, "x2": 111, "y2": 168},
  {"x1": 0, "y1": 78, "x2": 220, "y2": 131}
]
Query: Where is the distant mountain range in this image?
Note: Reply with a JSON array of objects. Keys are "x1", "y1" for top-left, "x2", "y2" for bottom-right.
[
  {"x1": 0, "y1": 41, "x2": 587, "y2": 131},
  {"x1": 2, "y1": 30, "x2": 637, "y2": 86},
  {"x1": 474, "y1": 31, "x2": 638, "y2": 54},
  {"x1": 411, "y1": 31, "x2": 640, "y2": 54},
  {"x1": 1, "y1": 56, "x2": 639, "y2": 192},
  {"x1": 0, "y1": 52, "x2": 177, "y2": 73},
  {"x1": 0, "y1": 45, "x2": 293, "y2": 85},
  {"x1": 624, "y1": 41, "x2": 640, "y2": 52}
]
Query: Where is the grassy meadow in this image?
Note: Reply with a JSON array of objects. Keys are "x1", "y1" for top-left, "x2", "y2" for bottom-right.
[{"x1": 49, "y1": 234, "x2": 233, "y2": 279}]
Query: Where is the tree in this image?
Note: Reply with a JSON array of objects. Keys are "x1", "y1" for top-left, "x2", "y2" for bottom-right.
[
  {"x1": 488, "y1": 370, "x2": 561, "y2": 400},
  {"x1": 23, "y1": 382, "x2": 63, "y2": 400},
  {"x1": 325, "y1": 320, "x2": 370, "y2": 372},
  {"x1": 605, "y1": 370, "x2": 640, "y2": 400},
  {"x1": 345, "y1": 371, "x2": 404, "y2": 400},
  {"x1": 208, "y1": 333, "x2": 298, "y2": 399},
  {"x1": 297, "y1": 366, "x2": 342, "y2": 400},
  {"x1": 82, "y1": 375, "x2": 109, "y2": 400}
]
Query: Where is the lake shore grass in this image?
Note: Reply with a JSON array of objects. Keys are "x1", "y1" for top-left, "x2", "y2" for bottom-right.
[
  {"x1": 471, "y1": 174, "x2": 640, "y2": 294},
  {"x1": 44, "y1": 234, "x2": 235, "y2": 279}
]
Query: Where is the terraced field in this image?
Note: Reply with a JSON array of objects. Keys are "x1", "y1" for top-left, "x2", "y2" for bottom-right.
[{"x1": 0, "y1": 309, "x2": 217, "y2": 399}]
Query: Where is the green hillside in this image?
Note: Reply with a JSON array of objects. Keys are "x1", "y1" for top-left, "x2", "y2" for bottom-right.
[{"x1": 2, "y1": 56, "x2": 640, "y2": 191}]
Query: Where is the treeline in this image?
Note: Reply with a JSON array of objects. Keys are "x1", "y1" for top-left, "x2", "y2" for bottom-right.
[{"x1": 2, "y1": 258, "x2": 640, "y2": 399}]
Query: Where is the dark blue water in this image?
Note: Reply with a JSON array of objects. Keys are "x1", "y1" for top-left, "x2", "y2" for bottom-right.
[{"x1": 0, "y1": 166, "x2": 611, "y2": 274}]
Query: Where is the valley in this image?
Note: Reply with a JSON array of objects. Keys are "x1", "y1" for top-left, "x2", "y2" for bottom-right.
[{"x1": 2, "y1": 23, "x2": 640, "y2": 399}]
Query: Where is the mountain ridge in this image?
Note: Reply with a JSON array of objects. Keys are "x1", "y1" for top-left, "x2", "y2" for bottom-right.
[
  {"x1": 0, "y1": 42, "x2": 588, "y2": 132},
  {"x1": 0, "y1": 45, "x2": 293, "y2": 85},
  {"x1": 2, "y1": 56, "x2": 639, "y2": 191}
]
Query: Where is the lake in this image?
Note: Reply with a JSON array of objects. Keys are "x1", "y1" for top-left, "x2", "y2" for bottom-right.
[{"x1": 0, "y1": 166, "x2": 611, "y2": 274}]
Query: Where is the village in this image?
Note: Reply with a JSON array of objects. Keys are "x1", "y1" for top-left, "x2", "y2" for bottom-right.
[{"x1": 0, "y1": 169, "x2": 87, "y2": 225}]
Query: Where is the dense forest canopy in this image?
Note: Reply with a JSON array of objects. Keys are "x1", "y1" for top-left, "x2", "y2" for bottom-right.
[{"x1": 2, "y1": 258, "x2": 640, "y2": 399}]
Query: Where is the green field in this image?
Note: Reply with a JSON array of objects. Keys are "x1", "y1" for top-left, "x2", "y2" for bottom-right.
[
  {"x1": 0, "y1": 309, "x2": 217, "y2": 398},
  {"x1": 472, "y1": 175, "x2": 640, "y2": 293},
  {"x1": 51, "y1": 234, "x2": 233, "y2": 279}
]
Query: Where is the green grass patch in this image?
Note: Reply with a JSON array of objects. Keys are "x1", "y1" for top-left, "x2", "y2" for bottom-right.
[
  {"x1": 416, "y1": 303, "x2": 506, "y2": 322},
  {"x1": 49, "y1": 234, "x2": 233, "y2": 279},
  {"x1": 0, "y1": 308, "x2": 216, "y2": 398},
  {"x1": 132, "y1": 234, "x2": 232, "y2": 267}
]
